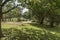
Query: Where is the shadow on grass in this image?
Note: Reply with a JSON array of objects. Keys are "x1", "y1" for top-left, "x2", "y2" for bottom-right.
[
  {"x1": 1, "y1": 28, "x2": 60, "y2": 40},
  {"x1": 30, "y1": 23, "x2": 60, "y2": 33}
]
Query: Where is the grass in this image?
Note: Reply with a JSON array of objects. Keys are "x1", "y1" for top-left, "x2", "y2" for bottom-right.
[{"x1": 1, "y1": 22, "x2": 60, "y2": 40}]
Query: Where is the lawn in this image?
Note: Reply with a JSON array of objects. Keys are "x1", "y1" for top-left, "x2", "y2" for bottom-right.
[{"x1": 1, "y1": 22, "x2": 60, "y2": 40}]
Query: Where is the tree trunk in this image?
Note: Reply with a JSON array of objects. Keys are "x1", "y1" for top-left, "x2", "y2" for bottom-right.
[
  {"x1": 0, "y1": 14, "x2": 3, "y2": 38},
  {"x1": 50, "y1": 21, "x2": 54, "y2": 27},
  {"x1": 0, "y1": 0, "x2": 4, "y2": 38},
  {"x1": 40, "y1": 17, "x2": 44, "y2": 24}
]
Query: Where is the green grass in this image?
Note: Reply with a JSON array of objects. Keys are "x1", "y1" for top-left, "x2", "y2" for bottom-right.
[{"x1": 1, "y1": 22, "x2": 60, "y2": 40}]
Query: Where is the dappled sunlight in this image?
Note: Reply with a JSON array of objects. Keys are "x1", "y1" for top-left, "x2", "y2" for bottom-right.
[
  {"x1": 2, "y1": 28, "x2": 60, "y2": 40},
  {"x1": 2, "y1": 23, "x2": 60, "y2": 40},
  {"x1": 1, "y1": 22, "x2": 60, "y2": 40},
  {"x1": 0, "y1": 0, "x2": 60, "y2": 40}
]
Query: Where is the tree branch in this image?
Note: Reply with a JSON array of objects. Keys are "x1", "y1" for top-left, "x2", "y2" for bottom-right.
[
  {"x1": 1, "y1": 0, "x2": 10, "y2": 7},
  {"x1": 3, "y1": 5, "x2": 19, "y2": 14}
]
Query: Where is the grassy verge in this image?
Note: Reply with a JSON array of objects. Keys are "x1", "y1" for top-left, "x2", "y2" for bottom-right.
[{"x1": 1, "y1": 22, "x2": 60, "y2": 40}]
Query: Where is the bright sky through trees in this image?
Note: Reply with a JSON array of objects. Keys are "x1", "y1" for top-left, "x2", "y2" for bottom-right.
[
  {"x1": 15, "y1": 0, "x2": 28, "y2": 14},
  {"x1": 22, "y1": 8, "x2": 28, "y2": 13}
]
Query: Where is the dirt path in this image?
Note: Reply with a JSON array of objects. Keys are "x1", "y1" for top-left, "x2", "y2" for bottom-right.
[{"x1": 2, "y1": 21, "x2": 32, "y2": 25}]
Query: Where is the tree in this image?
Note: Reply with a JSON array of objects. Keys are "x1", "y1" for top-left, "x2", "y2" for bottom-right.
[
  {"x1": 0, "y1": 0, "x2": 21, "y2": 38},
  {"x1": 23, "y1": 0, "x2": 60, "y2": 27}
]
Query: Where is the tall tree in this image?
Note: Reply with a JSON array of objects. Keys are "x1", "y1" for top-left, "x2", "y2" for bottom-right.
[
  {"x1": 0, "y1": 0, "x2": 3, "y2": 38},
  {"x1": 0, "y1": 0, "x2": 21, "y2": 38},
  {"x1": 23, "y1": 0, "x2": 60, "y2": 27}
]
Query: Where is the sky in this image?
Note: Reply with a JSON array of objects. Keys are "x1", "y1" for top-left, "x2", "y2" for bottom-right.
[
  {"x1": 15, "y1": 0, "x2": 28, "y2": 13},
  {"x1": 22, "y1": 8, "x2": 28, "y2": 13}
]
